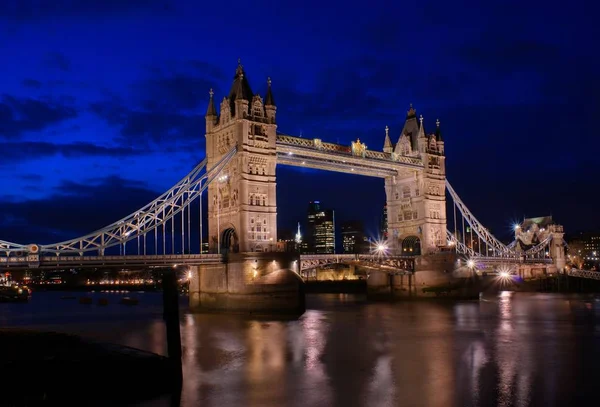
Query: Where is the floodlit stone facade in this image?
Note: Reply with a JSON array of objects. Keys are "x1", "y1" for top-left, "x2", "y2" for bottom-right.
[
  {"x1": 205, "y1": 62, "x2": 277, "y2": 253},
  {"x1": 205, "y1": 62, "x2": 447, "y2": 255},
  {"x1": 384, "y1": 107, "x2": 447, "y2": 255}
]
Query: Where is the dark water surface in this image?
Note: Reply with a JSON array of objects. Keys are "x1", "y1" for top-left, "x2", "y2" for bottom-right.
[{"x1": 2, "y1": 290, "x2": 600, "y2": 406}]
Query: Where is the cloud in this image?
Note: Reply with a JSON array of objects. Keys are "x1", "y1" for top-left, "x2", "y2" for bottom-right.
[
  {"x1": 22, "y1": 78, "x2": 42, "y2": 89},
  {"x1": 0, "y1": 94, "x2": 77, "y2": 139},
  {"x1": 0, "y1": 0, "x2": 173, "y2": 19},
  {"x1": 134, "y1": 59, "x2": 227, "y2": 111},
  {"x1": 0, "y1": 175, "x2": 161, "y2": 244},
  {"x1": 17, "y1": 174, "x2": 43, "y2": 182},
  {"x1": 43, "y1": 52, "x2": 71, "y2": 72},
  {"x1": 0, "y1": 141, "x2": 144, "y2": 166},
  {"x1": 89, "y1": 100, "x2": 203, "y2": 148},
  {"x1": 134, "y1": 74, "x2": 216, "y2": 111},
  {"x1": 86, "y1": 60, "x2": 227, "y2": 149},
  {"x1": 458, "y1": 36, "x2": 562, "y2": 76}
]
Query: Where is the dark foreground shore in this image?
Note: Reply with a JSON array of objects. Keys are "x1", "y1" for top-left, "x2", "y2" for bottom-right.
[{"x1": 0, "y1": 329, "x2": 176, "y2": 405}]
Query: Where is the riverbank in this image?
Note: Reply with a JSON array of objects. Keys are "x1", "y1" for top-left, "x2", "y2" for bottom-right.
[{"x1": 0, "y1": 329, "x2": 176, "y2": 405}]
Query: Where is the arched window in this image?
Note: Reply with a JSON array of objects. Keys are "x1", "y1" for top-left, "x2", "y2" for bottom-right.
[
  {"x1": 402, "y1": 186, "x2": 411, "y2": 198},
  {"x1": 262, "y1": 196, "x2": 266, "y2": 206}
]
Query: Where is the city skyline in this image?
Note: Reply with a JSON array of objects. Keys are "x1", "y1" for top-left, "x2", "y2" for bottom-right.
[{"x1": 1, "y1": 0, "x2": 598, "y2": 246}]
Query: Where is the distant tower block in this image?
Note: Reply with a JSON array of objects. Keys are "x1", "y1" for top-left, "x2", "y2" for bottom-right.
[{"x1": 205, "y1": 61, "x2": 278, "y2": 253}]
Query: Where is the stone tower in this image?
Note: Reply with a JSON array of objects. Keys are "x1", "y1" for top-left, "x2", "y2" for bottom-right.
[
  {"x1": 383, "y1": 105, "x2": 447, "y2": 255},
  {"x1": 205, "y1": 61, "x2": 278, "y2": 253}
]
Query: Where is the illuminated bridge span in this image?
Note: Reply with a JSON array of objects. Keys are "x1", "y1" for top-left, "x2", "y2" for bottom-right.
[
  {"x1": 0, "y1": 61, "x2": 569, "y2": 277},
  {"x1": 299, "y1": 254, "x2": 415, "y2": 273}
]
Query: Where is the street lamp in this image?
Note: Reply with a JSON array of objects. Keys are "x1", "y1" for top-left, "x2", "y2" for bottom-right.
[{"x1": 372, "y1": 240, "x2": 388, "y2": 259}]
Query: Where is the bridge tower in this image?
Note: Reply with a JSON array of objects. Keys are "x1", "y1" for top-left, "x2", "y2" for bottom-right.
[
  {"x1": 384, "y1": 106, "x2": 447, "y2": 255},
  {"x1": 205, "y1": 61, "x2": 278, "y2": 253}
]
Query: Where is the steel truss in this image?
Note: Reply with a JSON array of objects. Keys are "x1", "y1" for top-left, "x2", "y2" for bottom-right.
[
  {"x1": 446, "y1": 181, "x2": 514, "y2": 256},
  {"x1": 299, "y1": 254, "x2": 414, "y2": 272},
  {"x1": 522, "y1": 235, "x2": 553, "y2": 256},
  {"x1": 13, "y1": 146, "x2": 237, "y2": 256},
  {"x1": 446, "y1": 231, "x2": 478, "y2": 257},
  {"x1": 569, "y1": 269, "x2": 600, "y2": 280},
  {"x1": 0, "y1": 240, "x2": 27, "y2": 253}
]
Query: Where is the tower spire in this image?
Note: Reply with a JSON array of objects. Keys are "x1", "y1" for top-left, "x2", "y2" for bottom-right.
[
  {"x1": 417, "y1": 114, "x2": 426, "y2": 139},
  {"x1": 265, "y1": 77, "x2": 275, "y2": 106},
  {"x1": 435, "y1": 118, "x2": 443, "y2": 141},
  {"x1": 383, "y1": 125, "x2": 392, "y2": 153},
  {"x1": 205, "y1": 88, "x2": 216, "y2": 117}
]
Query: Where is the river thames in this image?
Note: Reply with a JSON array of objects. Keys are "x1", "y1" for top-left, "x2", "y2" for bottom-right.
[{"x1": 2, "y1": 290, "x2": 600, "y2": 406}]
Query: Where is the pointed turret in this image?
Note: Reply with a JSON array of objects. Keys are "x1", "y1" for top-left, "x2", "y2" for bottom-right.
[
  {"x1": 400, "y1": 103, "x2": 420, "y2": 151},
  {"x1": 417, "y1": 114, "x2": 427, "y2": 153},
  {"x1": 383, "y1": 125, "x2": 393, "y2": 153},
  {"x1": 417, "y1": 114, "x2": 426, "y2": 139},
  {"x1": 205, "y1": 88, "x2": 217, "y2": 133},
  {"x1": 206, "y1": 88, "x2": 217, "y2": 117},
  {"x1": 228, "y1": 59, "x2": 253, "y2": 118},
  {"x1": 436, "y1": 119, "x2": 444, "y2": 155},
  {"x1": 264, "y1": 77, "x2": 277, "y2": 123},
  {"x1": 265, "y1": 77, "x2": 275, "y2": 106}
]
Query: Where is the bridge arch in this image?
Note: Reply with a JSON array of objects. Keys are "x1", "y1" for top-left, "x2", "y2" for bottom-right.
[
  {"x1": 401, "y1": 236, "x2": 421, "y2": 256},
  {"x1": 221, "y1": 227, "x2": 239, "y2": 254}
]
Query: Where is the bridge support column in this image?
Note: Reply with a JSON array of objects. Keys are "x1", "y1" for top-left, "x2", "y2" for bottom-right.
[
  {"x1": 367, "y1": 270, "x2": 392, "y2": 299},
  {"x1": 391, "y1": 273, "x2": 414, "y2": 297},
  {"x1": 189, "y1": 253, "x2": 305, "y2": 314}
]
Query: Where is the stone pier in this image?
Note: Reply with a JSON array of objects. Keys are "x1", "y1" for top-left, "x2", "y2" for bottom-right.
[
  {"x1": 189, "y1": 252, "x2": 305, "y2": 314},
  {"x1": 367, "y1": 252, "x2": 481, "y2": 299}
]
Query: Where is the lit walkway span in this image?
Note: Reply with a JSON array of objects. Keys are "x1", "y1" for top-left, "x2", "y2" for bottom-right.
[{"x1": 276, "y1": 134, "x2": 422, "y2": 178}]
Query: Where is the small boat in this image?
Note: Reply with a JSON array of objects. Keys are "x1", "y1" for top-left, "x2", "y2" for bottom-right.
[
  {"x1": 98, "y1": 298, "x2": 109, "y2": 306},
  {"x1": 119, "y1": 297, "x2": 139, "y2": 305},
  {"x1": 0, "y1": 284, "x2": 31, "y2": 303},
  {"x1": 79, "y1": 297, "x2": 93, "y2": 304}
]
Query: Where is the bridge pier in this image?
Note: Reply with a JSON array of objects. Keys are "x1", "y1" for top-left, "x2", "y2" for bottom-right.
[
  {"x1": 366, "y1": 252, "x2": 482, "y2": 299},
  {"x1": 189, "y1": 252, "x2": 305, "y2": 314}
]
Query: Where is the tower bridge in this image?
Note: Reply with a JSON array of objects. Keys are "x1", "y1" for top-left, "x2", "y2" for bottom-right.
[{"x1": 0, "y1": 61, "x2": 580, "y2": 310}]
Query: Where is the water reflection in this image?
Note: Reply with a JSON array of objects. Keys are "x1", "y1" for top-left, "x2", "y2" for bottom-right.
[{"x1": 4, "y1": 291, "x2": 600, "y2": 406}]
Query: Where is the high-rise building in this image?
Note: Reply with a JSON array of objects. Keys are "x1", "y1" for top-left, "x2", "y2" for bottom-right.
[
  {"x1": 306, "y1": 201, "x2": 335, "y2": 254},
  {"x1": 341, "y1": 221, "x2": 369, "y2": 254}
]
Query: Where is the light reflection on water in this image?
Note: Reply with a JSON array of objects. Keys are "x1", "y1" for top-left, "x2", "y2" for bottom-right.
[{"x1": 3, "y1": 291, "x2": 600, "y2": 406}]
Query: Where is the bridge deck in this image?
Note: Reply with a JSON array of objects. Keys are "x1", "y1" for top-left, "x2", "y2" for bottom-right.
[{"x1": 0, "y1": 254, "x2": 223, "y2": 269}]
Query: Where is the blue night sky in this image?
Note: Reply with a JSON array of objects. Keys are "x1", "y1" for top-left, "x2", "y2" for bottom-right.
[{"x1": 0, "y1": 0, "x2": 598, "y2": 247}]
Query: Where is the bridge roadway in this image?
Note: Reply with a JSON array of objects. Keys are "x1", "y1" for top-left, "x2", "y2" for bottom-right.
[
  {"x1": 0, "y1": 252, "x2": 557, "y2": 271},
  {"x1": 0, "y1": 254, "x2": 223, "y2": 269},
  {"x1": 0, "y1": 253, "x2": 416, "y2": 271}
]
